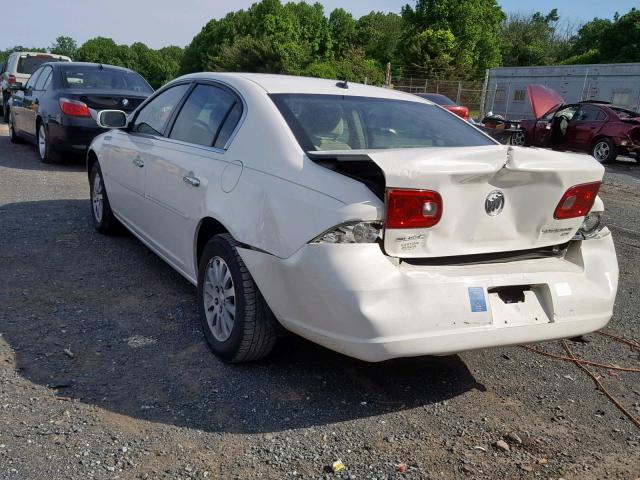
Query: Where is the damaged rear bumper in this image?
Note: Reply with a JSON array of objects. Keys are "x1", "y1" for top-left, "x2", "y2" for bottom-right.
[{"x1": 238, "y1": 232, "x2": 618, "y2": 362}]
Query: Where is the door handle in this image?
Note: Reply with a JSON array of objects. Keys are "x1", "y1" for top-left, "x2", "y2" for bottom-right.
[
  {"x1": 132, "y1": 157, "x2": 144, "y2": 168},
  {"x1": 183, "y1": 174, "x2": 200, "y2": 187}
]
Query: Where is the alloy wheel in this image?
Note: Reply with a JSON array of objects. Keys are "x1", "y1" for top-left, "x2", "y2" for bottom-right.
[
  {"x1": 510, "y1": 130, "x2": 526, "y2": 146},
  {"x1": 92, "y1": 173, "x2": 104, "y2": 223},
  {"x1": 38, "y1": 125, "x2": 47, "y2": 159},
  {"x1": 203, "y1": 256, "x2": 236, "y2": 342},
  {"x1": 593, "y1": 141, "x2": 610, "y2": 162}
]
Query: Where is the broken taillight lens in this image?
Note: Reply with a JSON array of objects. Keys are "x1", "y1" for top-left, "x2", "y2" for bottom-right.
[
  {"x1": 386, "y1": 189, "x2": 443, "y2": 229},
  {"x1": 554, "y1": 182, "x2": 601, "y2": 220}
]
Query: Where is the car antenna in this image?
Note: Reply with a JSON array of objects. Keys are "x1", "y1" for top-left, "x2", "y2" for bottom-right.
[
  {"x1": 336, "y1": 79, "x2": 348, "y2": 89},
  {"x1": 98, "y1": 64, "x2": 104, "y2": 70}
]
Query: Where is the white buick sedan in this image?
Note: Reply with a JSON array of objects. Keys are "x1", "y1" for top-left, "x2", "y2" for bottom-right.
[{"x1": 87, "y1": 73, "x2": 618, "y2": 363}]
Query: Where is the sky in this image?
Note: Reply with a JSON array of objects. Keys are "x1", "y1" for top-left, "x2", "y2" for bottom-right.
[{"x1": 2, "y1": 0, "x2": 638, "y2": 50}]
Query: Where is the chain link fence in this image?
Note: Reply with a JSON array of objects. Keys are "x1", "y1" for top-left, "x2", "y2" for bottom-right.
[{"x1": 391, "y1": 77, "x2": 486, "y2": 118}]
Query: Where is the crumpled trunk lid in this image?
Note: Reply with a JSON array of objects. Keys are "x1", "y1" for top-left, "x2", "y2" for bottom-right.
[{"x1": 366, "y1": 145, "x2": 604, "y2": 258}]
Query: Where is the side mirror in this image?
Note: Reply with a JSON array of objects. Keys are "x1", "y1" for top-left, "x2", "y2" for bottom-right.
[
  {"x1": 9, "y1": 82, "x2": 23, "y2": 91},
  {"x1": 97, "y1": 110, "x2": 128, "y2": 129}
]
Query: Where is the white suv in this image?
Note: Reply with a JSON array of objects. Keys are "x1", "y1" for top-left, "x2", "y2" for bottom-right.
[
  {"x1": 87, "y1": 73, "x2": 618, "y2": 363},
  {"x1": 1, "y1": 52, "x2": 71, "y2": 120}
]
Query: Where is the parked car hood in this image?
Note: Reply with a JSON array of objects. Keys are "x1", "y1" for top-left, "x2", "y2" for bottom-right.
[{"x1": 527, "y1": 84, "x2": 565, "y2": 119}]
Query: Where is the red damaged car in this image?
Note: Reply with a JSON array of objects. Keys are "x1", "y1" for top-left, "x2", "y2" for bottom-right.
[{"x1": 514, "y1": 85, "x2": 640, "y2": 164}]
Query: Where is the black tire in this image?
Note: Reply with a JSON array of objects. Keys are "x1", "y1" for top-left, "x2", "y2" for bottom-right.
[
  {"x1": 1, "y1": 91, "x2": 9, "y2": 122},
  {"x1": 89, "y1": 162, "x2": 118, "y2": 234},
  {"x1": 591, "y1": 138, "x2": 617, "y2": 164},
  {"x1": 509, "y1": 130, "x2": 526, "y2": 146},
  {"x1": 197, "y1": 233, "x2": 277, "y2": 363},
  {"x1": 8, "y1": 110, "x2": 22, "y2": 143},
  {"x1": 37, "y1": 122, "x2": 62, "y2": 163}
]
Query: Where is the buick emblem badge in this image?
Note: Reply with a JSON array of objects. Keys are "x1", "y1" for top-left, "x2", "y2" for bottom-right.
[
  {"x1": 485, "y1": 190, "x2": 505, "y2": 216},
  {"x1": 121, "y1": 98, "x2": 129, "y2": 107}
]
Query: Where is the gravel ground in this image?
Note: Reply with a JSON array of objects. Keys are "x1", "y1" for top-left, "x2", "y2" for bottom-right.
[{"x1": 0, "y1": 122, "x2": 638, "y2": 480}]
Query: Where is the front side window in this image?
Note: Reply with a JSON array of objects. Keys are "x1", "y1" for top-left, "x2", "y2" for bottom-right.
[
  {"x1": 271, "y1": 94, "x2": 494, "y2": 151},
  {"x1": 554, "y1": 105, "x2": 578, "y2": 121},
  {"x1": 169, "y1": 84, "x2": 240, "y2": 148},
  {"x1": 133, "y1": 84, "x2": 190, "y2": 136}
]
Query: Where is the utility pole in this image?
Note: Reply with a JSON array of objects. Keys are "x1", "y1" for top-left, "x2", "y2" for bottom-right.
[
  {"x1": 385, "y1": 62, "x2": 391, "y2": 88},
  {"x1": 479, "y1": 69, "x2": 490, "y2": 117}
]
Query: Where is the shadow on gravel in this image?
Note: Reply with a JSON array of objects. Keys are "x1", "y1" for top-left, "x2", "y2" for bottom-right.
[
  {"x1": 0, "y1": 199, "x2": 483, "y2": 434},
  {"x1": 0, "y1": 132, "x2": 85, "y2": 172},
  {"x1": 606, "y1": 158, "x2": 640, "y2": 179}
]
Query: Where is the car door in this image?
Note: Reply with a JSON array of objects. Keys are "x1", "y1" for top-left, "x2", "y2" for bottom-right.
[
  {"x1": 19, "y1": 67, "x2": 47, "y2": 136},
  {"x1": 102, "y1": 83, "x2": 191, "y2": 237},
  {"x1": 143, "y1": 82, "x2": 244, "y2": 276},
  {"x1": 564, "y1": 104, "x2": 606, "y2": 151},
  {"x1": 12, "y1": 68, "x2": 42, "y2": 134}
]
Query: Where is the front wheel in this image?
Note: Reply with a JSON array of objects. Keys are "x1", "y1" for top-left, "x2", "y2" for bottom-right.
[
  {"x1": 197, "y1": 234, "x2": 277, "y2": 363},
  {"x1": 37, "y1": 123, "x2": 61, "y2": 163},
  {"x1": 89, "y1": 163, "x2": 118, "y2": 233},
  {"x1": 592, "y1": 138, "x2": 617, "y2": 164}
]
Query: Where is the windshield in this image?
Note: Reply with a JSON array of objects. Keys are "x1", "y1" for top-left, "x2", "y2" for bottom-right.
[
  {"x1": 61, "y1": 66, "x2": 152, "y2": 93},
  {"x1": 271, "y1": 94, "x2": 493, "y2": 151},
  {"x1": 17, "y1": 56, "x2": 66, "y2": 74}
]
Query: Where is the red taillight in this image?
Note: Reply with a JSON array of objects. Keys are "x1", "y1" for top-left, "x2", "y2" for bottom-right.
[
  {"x1": 59, "y1": 98, "x2": 90, "y2": 117},
  {"x1": 386, "y1": 189, "x2": 443, "y2": 229},
  {"x1": 554, "y1": 182, "x2": 601, "y2": 220},
  {"x1": 7, "y1": 74, "x2": 16, "y2": 85}
]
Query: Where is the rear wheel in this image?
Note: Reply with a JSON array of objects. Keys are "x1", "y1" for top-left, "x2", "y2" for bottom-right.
[
  {"x1": 1, "y1": 91, "x2": 9, "y2": 122},
  {"x1": 197, "y1": 234, "x2": 277, "y2": 363},
  {"x1": 592, "y1": 138, "x2": 617, "y2": 164},
  {"x1": 37, "y1": 123, "x2": 61, "y2": 163},
  {"x1": 509, "y1": 130, "x2": 526, "y2": 146},
  {"x1": 89, "y1": 162, "x2": 118, "y2": 234},
  {"x1": 8, "y1": 110, "x2": 22, "y2": 143}
]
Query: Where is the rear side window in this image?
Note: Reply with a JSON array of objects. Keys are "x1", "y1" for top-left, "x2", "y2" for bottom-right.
[
  {"x1": 17, "y1": 55, "x2": 65, "y2": 74},
  {"x1": 271, "y1": 94, "x2": 494, "y2": 151},
  {"x1": 133, "y1": 84, "x2": 190, "y2": 136},
  {"x1": 25, "y1": 68, "x2": 43, "y2": 90},
  {"x1": 169, "y1": 84, "x2": 240, "y2": 148},
  {"x1": 34, "y1": 66, "x2": 52, "y2": 90},
  {"x1": 576, "y1": 105, "x2": 603, "y2": 122}
]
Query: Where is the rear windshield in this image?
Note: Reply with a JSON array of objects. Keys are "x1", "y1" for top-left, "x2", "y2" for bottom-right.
[
  {"x1": 61, "y1": 66, "x2": 152, "y2": 93},
  {"x1": 416, "y1": 93, "x2": 456, "y2": 106},
  {"x1": 271, "y1": 94, "x2": 493, "y2": 151},
  {"x1": 17, "y1": 56, "x2": 66, "y2": 74}
]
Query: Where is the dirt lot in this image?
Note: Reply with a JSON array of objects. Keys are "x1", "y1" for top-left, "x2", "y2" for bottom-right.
[{"x1": 0, "y1": 122, "x2": 638, "y2": 480}]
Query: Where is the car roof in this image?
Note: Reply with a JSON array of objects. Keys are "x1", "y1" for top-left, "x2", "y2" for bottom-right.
[
  {"x1": 176, "y1": 72, "x2": 435, "y2": 103},
  {"x1": 10, "y1": 52, "x2": 70, "y2": 59},
  {"x1": 51, "y1": 62, "x2": 137, "y2": 73}
]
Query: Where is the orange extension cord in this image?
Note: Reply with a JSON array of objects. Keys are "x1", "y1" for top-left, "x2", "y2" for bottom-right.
[{"x1": 521, "y1": 330, "x2": 640, "y2": 429}]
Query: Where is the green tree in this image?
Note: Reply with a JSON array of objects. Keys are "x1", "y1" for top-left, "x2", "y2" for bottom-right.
[
  {"x1": 181, "y1": 0, "x2": 331, "y2": 75},
  {"x1": 401, "y1": 0, "x2": 505, "y2": 77},
  {"x1": 563, "y1": 8, "x2": 639, "y2": 64},
  {"x1": 50, "y1": 36, "x2": 78, "y2": 59},
  {"x1": 75, "y1": 37, "x2": 137, "y2": 68},
  {"x1": 500, "y1": 9, "x2": 569, "y2": 66},
  {"x1": 304, "y1": 48, "x2": 384, "y2": 84},
  {"x1": 328, "y1": 8, "x2": 356, "y2": 57},
  {"x1": 404, "y1": 28, "x2": 457, "y2": 78},
  {"x1": 599, "y1": 9, "x2": 640, "y2": 62},
  {"x1": 354, "y1": 12, "x2": 404, "y2": 66}
]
